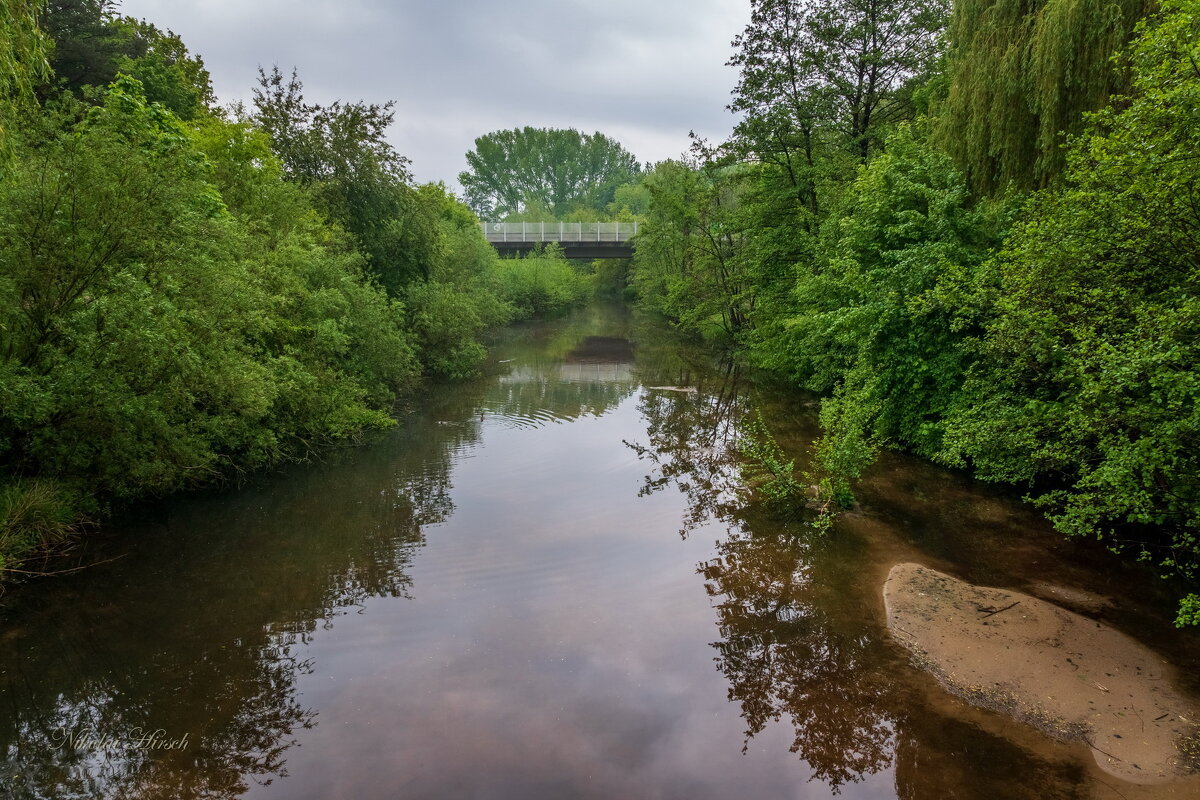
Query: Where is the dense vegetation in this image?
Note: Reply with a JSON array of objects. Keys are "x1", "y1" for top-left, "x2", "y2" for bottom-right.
[
  {"x1": 0, "y1": 0, "x2": 595, "y2": 576},
  {"x1": 459, "y1": 127, "x2": 642, "y2": 220},
  {"x1": 630, "y1": 0, "x2": 1200, "y2": 623}
]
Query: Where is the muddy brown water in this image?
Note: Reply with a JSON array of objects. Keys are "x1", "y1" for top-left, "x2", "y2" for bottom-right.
[{"x1": 1, "y1": 303, "x2": 1198, "y2": 799}]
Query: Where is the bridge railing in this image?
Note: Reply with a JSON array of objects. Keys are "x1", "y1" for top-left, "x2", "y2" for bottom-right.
[{"x1": 482, "y1": 222, "x2": 639, "y2": 243}]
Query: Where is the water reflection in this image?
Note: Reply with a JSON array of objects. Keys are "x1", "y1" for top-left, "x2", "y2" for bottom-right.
[
  {"x1": 1, "y1": 304, "x2": 1194, "y2": 800},
  {"x1": 702, "y1": 522, "x2": 897, "y2": 791},
  {"x1": 0, "y1": 394, "x2": 486, "y2": 799},
  {"x1": 625, "y1": 363, "x2": 1100, "y2": 797},
  {"x1": 487, "y1": 313, "x2": 639, "y2": 429},
  {"x1": 624, "y1": 362, "x2": 896, "y2": 791},
  {"x1": 0, "y1": 306, "x2": 648, "y2": 800}
]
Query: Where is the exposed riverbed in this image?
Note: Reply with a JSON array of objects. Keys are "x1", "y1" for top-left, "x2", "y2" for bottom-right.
[{"x1": 1, "y1": 303, "x2": 1198, "y2": 799}]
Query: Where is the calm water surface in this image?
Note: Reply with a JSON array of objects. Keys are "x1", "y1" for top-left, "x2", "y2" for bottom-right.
[{"x1": 2, "y1": 304, "x2": 1198, "y2": 799}]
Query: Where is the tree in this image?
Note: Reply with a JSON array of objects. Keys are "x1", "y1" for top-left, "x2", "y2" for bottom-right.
[
  {"x1": 720, "y1": 0, "x2": 951, "y2": 351},
  {"x1": 633, "y1": 156, "x2": 753, "y2": 337},
  {"x1": 0, "y1": 74, "x2": 418, "y2": 516},
  {"x1": 458, "y1": 126, "x2": 640, "y2": 219},
  {"x1": 0, "y1": 0, "x2": 49, "y2": 156},
  {"x1": 39, "y1": 1, "x2": 214, "y2": 118},
  {"x1": 39, "y1": 0, "x2": 117, "y2": 92},
  {"x1": 937, "y1": 0, "x2": 1149, "y2": 194},
  {"x1": 111, "y1": 17, "x2": 215, "y2": 119},
  {"x1": 938, "y1": 0, "x2": 1200, "y2": 621},
  {"x1": 251, "y1": 66, "x2": 436, "y2": 292},
  {"x1": 729, "y1": 0, "x2": 948, "y2": 164}
]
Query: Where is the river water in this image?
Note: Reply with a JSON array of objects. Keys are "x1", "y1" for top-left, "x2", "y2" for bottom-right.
[{"x1": 1, "y1": 304, "x2": 1198, "y2": 799}]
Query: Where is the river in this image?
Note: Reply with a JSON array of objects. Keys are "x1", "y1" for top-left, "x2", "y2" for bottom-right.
[{"x1": 1, "y1": 303, "x2": 1197, "y2": 799}]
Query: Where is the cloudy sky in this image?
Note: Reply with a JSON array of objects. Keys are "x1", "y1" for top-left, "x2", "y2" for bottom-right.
[{"x1": 119, "y1": 0, "x2": 750, "y2": 187}]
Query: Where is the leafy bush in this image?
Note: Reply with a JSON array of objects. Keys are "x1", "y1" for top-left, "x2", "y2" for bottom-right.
[
  {"x1": 0, "y1": 78, "x2": 419, "y2": 570},
  {"x1": 488, "y1": 244, "x2": 591, "y2": 317},
  {"x1": 939, "y1": 1, "x2": 1200, "y2": 621}
]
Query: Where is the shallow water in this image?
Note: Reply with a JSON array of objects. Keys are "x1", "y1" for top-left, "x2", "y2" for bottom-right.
[{"x1": 1, "y1": 303, "x2": 1198, "y2": 799}]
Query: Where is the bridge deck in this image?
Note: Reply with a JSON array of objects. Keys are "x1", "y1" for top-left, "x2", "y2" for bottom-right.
[
  {"x1": 482, "y1": 222, "x2": 638, "y2": 243},
  {"x1": 482, "y1": 222, "x2": 637, "y2": 259}
]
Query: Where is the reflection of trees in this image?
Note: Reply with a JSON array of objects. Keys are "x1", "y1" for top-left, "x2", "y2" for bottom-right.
[
  {"x1": 627, "y1": 359, "x2": 896, "y2": 792},
  {"x1": 702, "y1": 523, "x2": 896, "y2": 791},
  {"x1": 627, "y1": 351, "x2": 1099, "y2": 796},
  {"x1": 484, "y1": 307, "x2": 640, "y2": 425},
  {"x1": 0, "y1": 380, "x2": 490, "y2": 800},
  {"x1": 626, "y1": 368, "x2": 745, "y2": 537},
  {"x1": 624, "y1": 326, "x2": 747, "y2": 537}
]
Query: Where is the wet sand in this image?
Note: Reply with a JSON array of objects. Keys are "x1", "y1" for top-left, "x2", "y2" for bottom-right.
[{"x1": 884, "y1": 563, "x2": 1200, "y2": 784}]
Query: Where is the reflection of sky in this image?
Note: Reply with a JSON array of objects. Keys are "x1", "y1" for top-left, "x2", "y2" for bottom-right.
[
  {"x1": 245, "y1": 394, "x2": 895, "y2": 800},
  {"x1": 499, "y1": 362, "x2": 635, "y2": 384}
]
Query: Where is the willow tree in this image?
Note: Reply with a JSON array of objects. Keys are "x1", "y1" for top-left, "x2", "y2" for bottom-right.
[
  {"x1": 0, "y1": 0, "x2": 48, "y2": 157},
  {"x1": 940, "y1": 0, "x2": 1200, "y2": 623},
  {"x1": 938, "y1": 0, "x2": 1150, "y2": 194}
]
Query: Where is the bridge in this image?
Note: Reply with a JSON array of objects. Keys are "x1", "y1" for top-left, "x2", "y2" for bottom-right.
[{"x1": 482, "y1": 222, "x2": 637, "y2": 259}]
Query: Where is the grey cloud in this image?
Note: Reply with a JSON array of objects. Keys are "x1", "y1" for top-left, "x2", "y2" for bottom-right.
[{"x1": 119, "y1": 0, "x2": 748, "y2": 185}]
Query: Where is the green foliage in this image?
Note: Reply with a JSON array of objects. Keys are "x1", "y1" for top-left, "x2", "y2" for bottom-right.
[
  {"x1": 1177, "y1": 595, "x2": 1200, "y2": 628},
  {"x1": 40, "y1": 0, "x2": 120, "y2": 91},
  {"x1": 629, "y1": 0, "x2": 1200, "y2": 623},
  {"x1": 632, "y1": 156, "x2": 752, "y2": 338},
  {"x1": 40, "y1": 1, "x2": 214, "y2": 118},
  {"x1": 730, "y1": 0, "x2": 948, "y2": 162},
  {"x1": 403, "y1": 281, "x2": 492, "y2": 380},
  {"x1": 0, "y1": 0, "x2": 49, "y2": 156},
  {"x1": 0, "y1": 9, "x2": 546, "y2": 576},
  {"x1": 939, "y1": 0, "x2": 1200, "y2": 617},
  {"x1": 938, "y1": 0, "x2": 1148, "y2": 193},
  {"x1": 0, "y1": 479, "x2": 78, "y2": 574},
  {"x1": 0, "y1": 76, "x2": 418, "y2": 528},
  {"x1": 811, "y1": 380, "x2": 883, "y2": 508},
  {"x1": 251, "y1": 66, "x2": 436, "y2": 293},
  {"x1": 489, "y1": 245, "x2": 591, "y2": 318},
  {"x1": 110, "y1": 17, "x2": 215, "y2": 120},
  {"x1": 459, "y1": 126, "x2": 641, "y2": 218},
  {"x1": 738, "y1": 410, "x2": 803, "y2": 508},
  {"x1": 607, "y1": 181, "x2": 651, "y2": 219},
  {"x1": 756, "y1": 125, "x2": 1004, "y2": 465}
]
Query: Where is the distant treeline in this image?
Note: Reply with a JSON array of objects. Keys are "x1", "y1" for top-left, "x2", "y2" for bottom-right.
[
  {"x1": 0, "y1": 0, "x2": 594, "y2": 575},
  {"x1": 626, "y1": 0, "x2": 1200, "y2": 624}
]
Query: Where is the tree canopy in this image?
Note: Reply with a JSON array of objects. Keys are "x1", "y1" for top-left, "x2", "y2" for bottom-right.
[
  {"x1": 0, "y1": 8, "x2": 594, "y2": 577},
  {"x1": 459, "y1": 126, "x2": 640, "y2": 219},
  {"x1": 40, "y1": 0, "x2": 214, "y2": 119},
  {"x1": 0, "y1": 0, "x2": 49, "y2": 155}
]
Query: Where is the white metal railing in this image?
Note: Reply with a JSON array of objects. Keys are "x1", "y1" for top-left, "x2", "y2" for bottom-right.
[{"x1": 481, "y1": 222, "x2": 638, "y2": 243}]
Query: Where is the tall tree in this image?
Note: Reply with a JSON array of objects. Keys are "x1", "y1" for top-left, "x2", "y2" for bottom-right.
[
  {"x1": 729, "y1": 0, "x2": 948, "y2": 163},
  {"x1": 38, "y1": 0, "x2": 214, "y2": 119},
  {"x1": 939, "y1": 0, "x2": 1200, "y2": 619},
  {"x1": 458, "y1": 127, "x2": 640, "y2": 219},
  {"x1": 937, "y1": 0, "x2": 1148, "y2": 193},
  {"x1": 39, "y1": 0, "x2": 116, "y2": 92},
  {"x1": 722, "y1": 0, "x2": 949, "y2": 310},
  {"x1": 251, "y1": 66, "x2": 436, "y2": 292}
]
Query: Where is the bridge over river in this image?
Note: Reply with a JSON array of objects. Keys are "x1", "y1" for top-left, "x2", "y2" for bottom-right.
[{"x1": 482, "y1": 222, "x2": 637, "y2": 259}]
